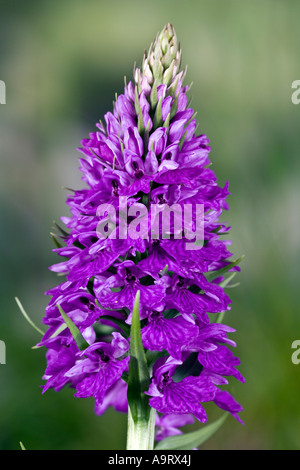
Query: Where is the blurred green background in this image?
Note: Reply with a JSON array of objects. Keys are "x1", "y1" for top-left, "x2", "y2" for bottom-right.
[{"x1": 1, "y1": 0, "x2": 300, "y2": 450}]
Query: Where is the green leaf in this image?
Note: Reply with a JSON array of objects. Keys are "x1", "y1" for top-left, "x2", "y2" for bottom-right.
[
  {"x1": 155, "y1": 414, "x2": 228, "y2": 450},
  {"x1": 93, "y1": 322, "x2": 115, "y2": 336},
  {"x1": 127, "y1": 291, "x2": 151, "y2": 423},
  {"x1": 32, "y1": 323, "x2": 68, "y2": 349},
  {"x1": 163, "y1": 308, "x2": 180, "y2": 319},
  {"x1": 150, "y1": 79, "x2": 159, "y2": 109},
  {"x1": 225, "y1": 283, "x2": 240, "y2": 289},
  {"x1": 205, "y1": 255, "x2": 245, "y2": 283},
  {"x1": 134, "y1": 84, "x2": 141, "y2": 114},
  {"x1": 15, "y1": 297, "x2": 45, "y2": 336},
  {"x1": 19, "y1": 441, "x2": 26, "y2": 450},
  {"x1": 53, "y1": 220, "x2": 69, "y2": 238},
  {"x1": 172, "y1": 352, "x2": 202, "y2": 383},
  {"x1": 57, "y1": 305, "x2": 89, "y2": 351},
  {"x1": 99, "y1": 315, "x2": 130, "y2": 337},
  {"x1": 50, "y1": 232, "x2": 63, "y2": 248},
  {"x1": 170, "y1": 93, "x2": 179, "y2": 119},
  {"x1": 214, "y1": 274, "x2": 238, "y2": 324},
  {"x1": 146, "y1": 349, "x2": 168, "y2": 371},
  {"x1": 162, "y1": 112, "x2": 171, "y2": 131},
  {"x1": 137, "y1": 108, "x2": 144, "y2": 134},
  {"x1": 215, "y1": 310, "x2": 226, "y2": 324},
  {"x1": 168, "y1": 74, "x2": 180, "y2": 97},
  {"x1": 153, "y1": 96, "x2": 163, "y2": 128},
  {"x1": 219, "y1": 272, "x2": 237, "y2": 288},
  {"x1": 179, "y1": 129, "x2": 188, "y2": 150},
  {"x1": 152, "y1": 59, "x2": 163, "y2": 83},
  {"x1": 87, "y1": 277, "x2": 96, "y2": 296},
  {"x1": 121, "y1": 371, "x2": 129, "y2": 383},
  {"x1": 163, "y1": 60, "x2": 174, "y2": 86}
]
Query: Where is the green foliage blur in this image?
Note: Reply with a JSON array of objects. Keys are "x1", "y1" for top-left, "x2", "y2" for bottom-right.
[{"x1": 1, "y1": 0, "x2": 300, "y2": 450}]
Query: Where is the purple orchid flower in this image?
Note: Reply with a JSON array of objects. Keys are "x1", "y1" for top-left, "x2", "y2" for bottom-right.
[
  {"x1": 40, "y1": 24, "x2": 244, "y2": 446},
  {"x1": 65, "y1": 332, "x2": 129, "y2": 409}
]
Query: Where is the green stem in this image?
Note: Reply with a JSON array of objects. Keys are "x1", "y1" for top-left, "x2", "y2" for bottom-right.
[
  {"x1": 126, "y1": 406, "x2": 156, "y2": 450},
  {"x1": 126, "y1": 290, "x2": 156, "y2": 450}
]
